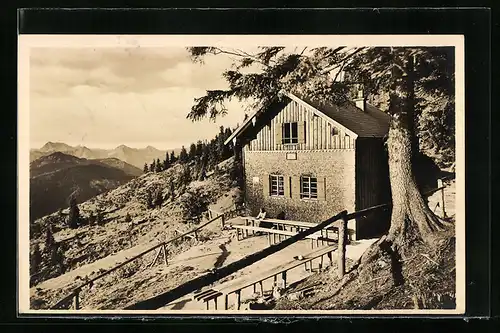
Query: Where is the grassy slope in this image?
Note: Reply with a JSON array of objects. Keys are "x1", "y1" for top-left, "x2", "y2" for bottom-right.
[{"x1": 30, "y1": 158, "x2": 237, "y2": 309}]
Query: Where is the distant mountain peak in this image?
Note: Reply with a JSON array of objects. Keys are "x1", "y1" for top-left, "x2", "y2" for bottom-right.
[{"x1": 40, "y1": 141, "x2": 72, "y2": 152}]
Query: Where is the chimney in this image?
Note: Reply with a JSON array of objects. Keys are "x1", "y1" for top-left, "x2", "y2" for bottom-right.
[{"x1": 353, "y1": 83, "x2": 365, "y2": 111}]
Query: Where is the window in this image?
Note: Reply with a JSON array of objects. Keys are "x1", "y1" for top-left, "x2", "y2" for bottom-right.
[
  {"x1": 270, "y1": 175, "x2": 285, "y2": 196},
  {"x1": 282, "y1": 122, "x2": 298, "y2": 144},
  {"x1": 300, "y1": 176, "x2": 318, "y2": 199}
]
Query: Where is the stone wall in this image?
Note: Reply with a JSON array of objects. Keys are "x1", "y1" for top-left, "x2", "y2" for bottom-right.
[{"x1": 243, "y1": 149, "x2": 357, "y2": 238}]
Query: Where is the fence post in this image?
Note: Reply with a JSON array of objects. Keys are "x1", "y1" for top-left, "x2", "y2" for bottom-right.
[
  {"x1": 438, "y1": 179, "x2": 447, "y2": 218},
  {"x1": 282, "y1": 271, "x2": 287, "y2": 289},
  {"x1": 338, "y1": 210, "x2": 348, "y2": 279},
  {"x1": 235, "y1": 290, "x2": 241, "y2": 310},
  {"x1": 162, "y1": 244, "x2": 168, "y2": 266},
  {"x1": 73, "y1": 289, "x2": 80, "y2": 310},
  {"x1": 220, "y1": 214, "x2": 225, "y2": 229}
]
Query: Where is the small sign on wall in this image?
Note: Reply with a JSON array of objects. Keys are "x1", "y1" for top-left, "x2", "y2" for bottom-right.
[
  {"x1": 286, "y1": 152, "x2": 297, "y2": 160},
  {"x1": 252, "y1": 177, "x2": 260, "y2": 184}
]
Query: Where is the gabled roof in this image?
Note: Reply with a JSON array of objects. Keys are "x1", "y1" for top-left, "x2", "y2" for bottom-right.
[
  {"x1": 225, "y1": 91, "x2": 390, "y2": 145},
  {"x1": 292, "y1": 92, "x2": 390, "y2": 138}
]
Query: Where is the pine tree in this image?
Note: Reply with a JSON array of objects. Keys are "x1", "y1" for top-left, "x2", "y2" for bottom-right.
[
  {"x1": 31, "y1": 243, "x2": 42, "y2": 276},
  {"x1": 125, "y1": 213, "x2": 132, "y2": 222},
  {"x1": 188, "y1": 143, "x2": 197, "y2": 160},
  {"x1": 146, "y1": 190, "x2": 153, "y2": 209},
  {"x1": 163, "y1": 151, "x2": 170, "y2": 170},
  {"x1": 154, "y1": 191, "x2": 164, "y2": 208},
  {"x1": 195, "y1": 140, "x2": 204, "y2": 158},
  {"x1": 45, "y1": 225, "x2": 55, "y2": 250},
  {"x1": 155, "y1": 158, "x2": 162, "y2": 172},
  {"x1": 150, "y1": 159, "x2": 156, "y2": 173},
  {"x1": 198, "y1": 160, "x2": 207, "y2": 181},
  {"x1": 143, "y1": 163, "x2": 149, "y2": 173},
  {"x1": 179, "y1": 146, "x2": 188, "y2": 163},
  {"x1": 170, "y1": 151, "x2": 177, "y2": 164},
  {"x1": 67, "y1": 195, "x2": 80, "y2": 229}
]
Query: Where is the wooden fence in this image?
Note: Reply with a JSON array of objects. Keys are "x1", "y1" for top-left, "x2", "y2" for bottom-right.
[
  {"x1": 124, "y1": 184, "x2": 448, "y2": 310},
  {"x1": 50, "y1": 184, "x2": 447, "y2": 310},
  {"x1": 49, "y1": 208, "x2": 240, "y2": 310}
]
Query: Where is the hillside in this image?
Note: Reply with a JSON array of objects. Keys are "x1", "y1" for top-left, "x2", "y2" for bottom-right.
[
  {"x1": 29, "y1": 153, "x2": 141, "y2": 221},
  {"x1": 30, "y1": 142, "x2": 177, "y2": 169},
  {"x1": 29, "y1": 157, "x2": 239, "y2": 307}
]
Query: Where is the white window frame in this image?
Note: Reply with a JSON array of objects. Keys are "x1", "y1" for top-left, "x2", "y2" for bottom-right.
[
  {"x1": 270, "y1": 174, "x2": 285, "y2": 197},
  {"x1": 282, "y1": 122, "x2": 298, "y2": 144},
  {"x1": 300, "y1": 176, "x2": 318, "y2": 200}
]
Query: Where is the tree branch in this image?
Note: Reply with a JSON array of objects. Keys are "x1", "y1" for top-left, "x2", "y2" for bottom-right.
[{"x1": 320, "y1": 47, "x2": 367, "y2": 74}]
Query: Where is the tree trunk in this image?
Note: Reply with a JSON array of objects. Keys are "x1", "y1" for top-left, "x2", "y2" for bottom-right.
[{"x1": 385, "y1": 55, "x2": 447, "y2": 251}]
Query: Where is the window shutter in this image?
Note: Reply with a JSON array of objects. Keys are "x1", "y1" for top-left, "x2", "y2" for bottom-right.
[
  {"x1": 317, "y1": 177, "x2": 327, "y2": 201},
  {"x1": 291, "y1": 176, "x2": 301, "y2": 199},
  {"x1": 298, "y1": 121, "x2": 306, "y2": 144},
  {"x1": 275, "y1": 123, "x2": 283, "y2": 148},
  {"x1": 263, "y1": 175, "x2": 270, "y2": 197}
]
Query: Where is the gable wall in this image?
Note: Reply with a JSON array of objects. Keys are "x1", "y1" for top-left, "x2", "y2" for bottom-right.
[{"x1": 245, "y1": 99, "x2": 356, "y2": 152}]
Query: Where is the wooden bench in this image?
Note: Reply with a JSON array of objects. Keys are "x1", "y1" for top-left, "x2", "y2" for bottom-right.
[
  {"x1": 230, "y1": 224, "x2": 337, "y2": 248},
  {"x1": 243, "y1": 217, "x2": 340, "y2": 243},
  {"x1": 215, "y1": 244, "x2": 338, "y2": 310},
  {"x1": 193, "y1": 288, "x2": 224, "y2": 310}
]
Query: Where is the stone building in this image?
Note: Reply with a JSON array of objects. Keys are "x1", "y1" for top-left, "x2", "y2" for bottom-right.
[{"x1": 225, "y1": 90, "x2": 391, "y2": 240}]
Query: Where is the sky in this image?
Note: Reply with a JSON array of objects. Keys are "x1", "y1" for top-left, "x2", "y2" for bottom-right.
[{"x1": 29, "y1": 47, "x2": 251, "y2": 150}]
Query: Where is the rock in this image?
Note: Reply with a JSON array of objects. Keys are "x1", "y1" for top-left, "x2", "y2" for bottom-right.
[
  {"x1": 287, "y1": 291, "x2": 302, "y2": 301},
  {"x1": 377, "y1": 260, "x2": 388, "y2": 269}
]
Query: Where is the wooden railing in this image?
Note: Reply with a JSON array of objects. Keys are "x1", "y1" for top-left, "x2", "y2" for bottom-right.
[
  {"x1": 125, "y1": 183, "x2": 449, "y2": 310},
  {"x1": 50, "y1": 208, "x2": 239, "y2": 310},
  {"x1": 50, "y1": 184, "x2": 447, "y2": 310}
]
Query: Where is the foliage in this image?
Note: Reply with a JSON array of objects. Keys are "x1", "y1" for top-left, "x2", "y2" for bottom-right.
[
  {"x1": 186, "y1": 46, "x2": 454, "y2": 166},
  {"x1": 155, "y1": 158, "x2": 162, "y2": 173},
  {"x1": 179, "y1": 186, "x2": 212, "y2": 222},
  {"x1": 30, "y1": 243, "x2": 42, "y2": 276},
  {"x1": 179, "y1": 146, "x2": 188, "y2": 163},
  {"x1": 125, "y1": 213, "x2": 132, "y2": 223},
  {"x1": 143, "y1": 163, "x2": 149, "y2": 173},
  {"x1": 45, "y1": 225, "x2": 55, "y2": 250},
  {"x1": 67, "y1": 195, "x2": 80, "y2": 229}
]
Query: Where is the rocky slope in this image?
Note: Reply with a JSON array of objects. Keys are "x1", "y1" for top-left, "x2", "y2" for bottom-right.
[{"x1": 29, "y1": 157, "x2": 239, "y2": 308}]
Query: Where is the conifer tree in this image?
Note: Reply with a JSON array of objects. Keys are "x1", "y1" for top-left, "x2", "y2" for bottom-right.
[
  {"x1": 179, "y1": 146, "x2": 188, "y2": 163},
  {"x1": 186, "y1": 46, "x2": 454, "y2": 283},
  {"x1": 67, "y1": 195, "x2": 80, "y2": 229},
  {"x1": 188, "y1": 143, "x2": 197, "y2": 160},
  {"x1": 45, "y1": 225, "x2": 55, "y2": 250},
  {"x1": 146, "y1": 190, "x2": 153, "y2": 209},
  {"x1": 170, "y1": 151, "x2": 177, "y2": 164},
  {"x1": 30, "y1": 243, "x2": 42, "y2": 277},
  {"x1": 155, "y1": 158, "x2": 162, "y2": 172},
  {"x1": 163, "y1": 151, "x2": 171, "y2": 170},
  {"x1": 154, "y1": 191, "x2": 164, "y2": 208},
  {"x1": 143, "y1": 163, "x2": 149, "y2": 173}
]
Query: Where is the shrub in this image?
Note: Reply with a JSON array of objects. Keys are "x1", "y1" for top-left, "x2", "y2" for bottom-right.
[
  {"x1": 125, "y1": 213, "x2": 132, "y2": 223},
  {"x1": 179, "y1": 186, "x2": 212, "y2": 223}
]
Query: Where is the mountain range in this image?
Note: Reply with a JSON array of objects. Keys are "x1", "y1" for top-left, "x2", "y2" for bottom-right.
[
  {"x1": 30, "y1": 142, "x2": 180, "y2": 169},
  {"x1": 29, "y1": 152, "x2": 142, "y2": 221}
]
